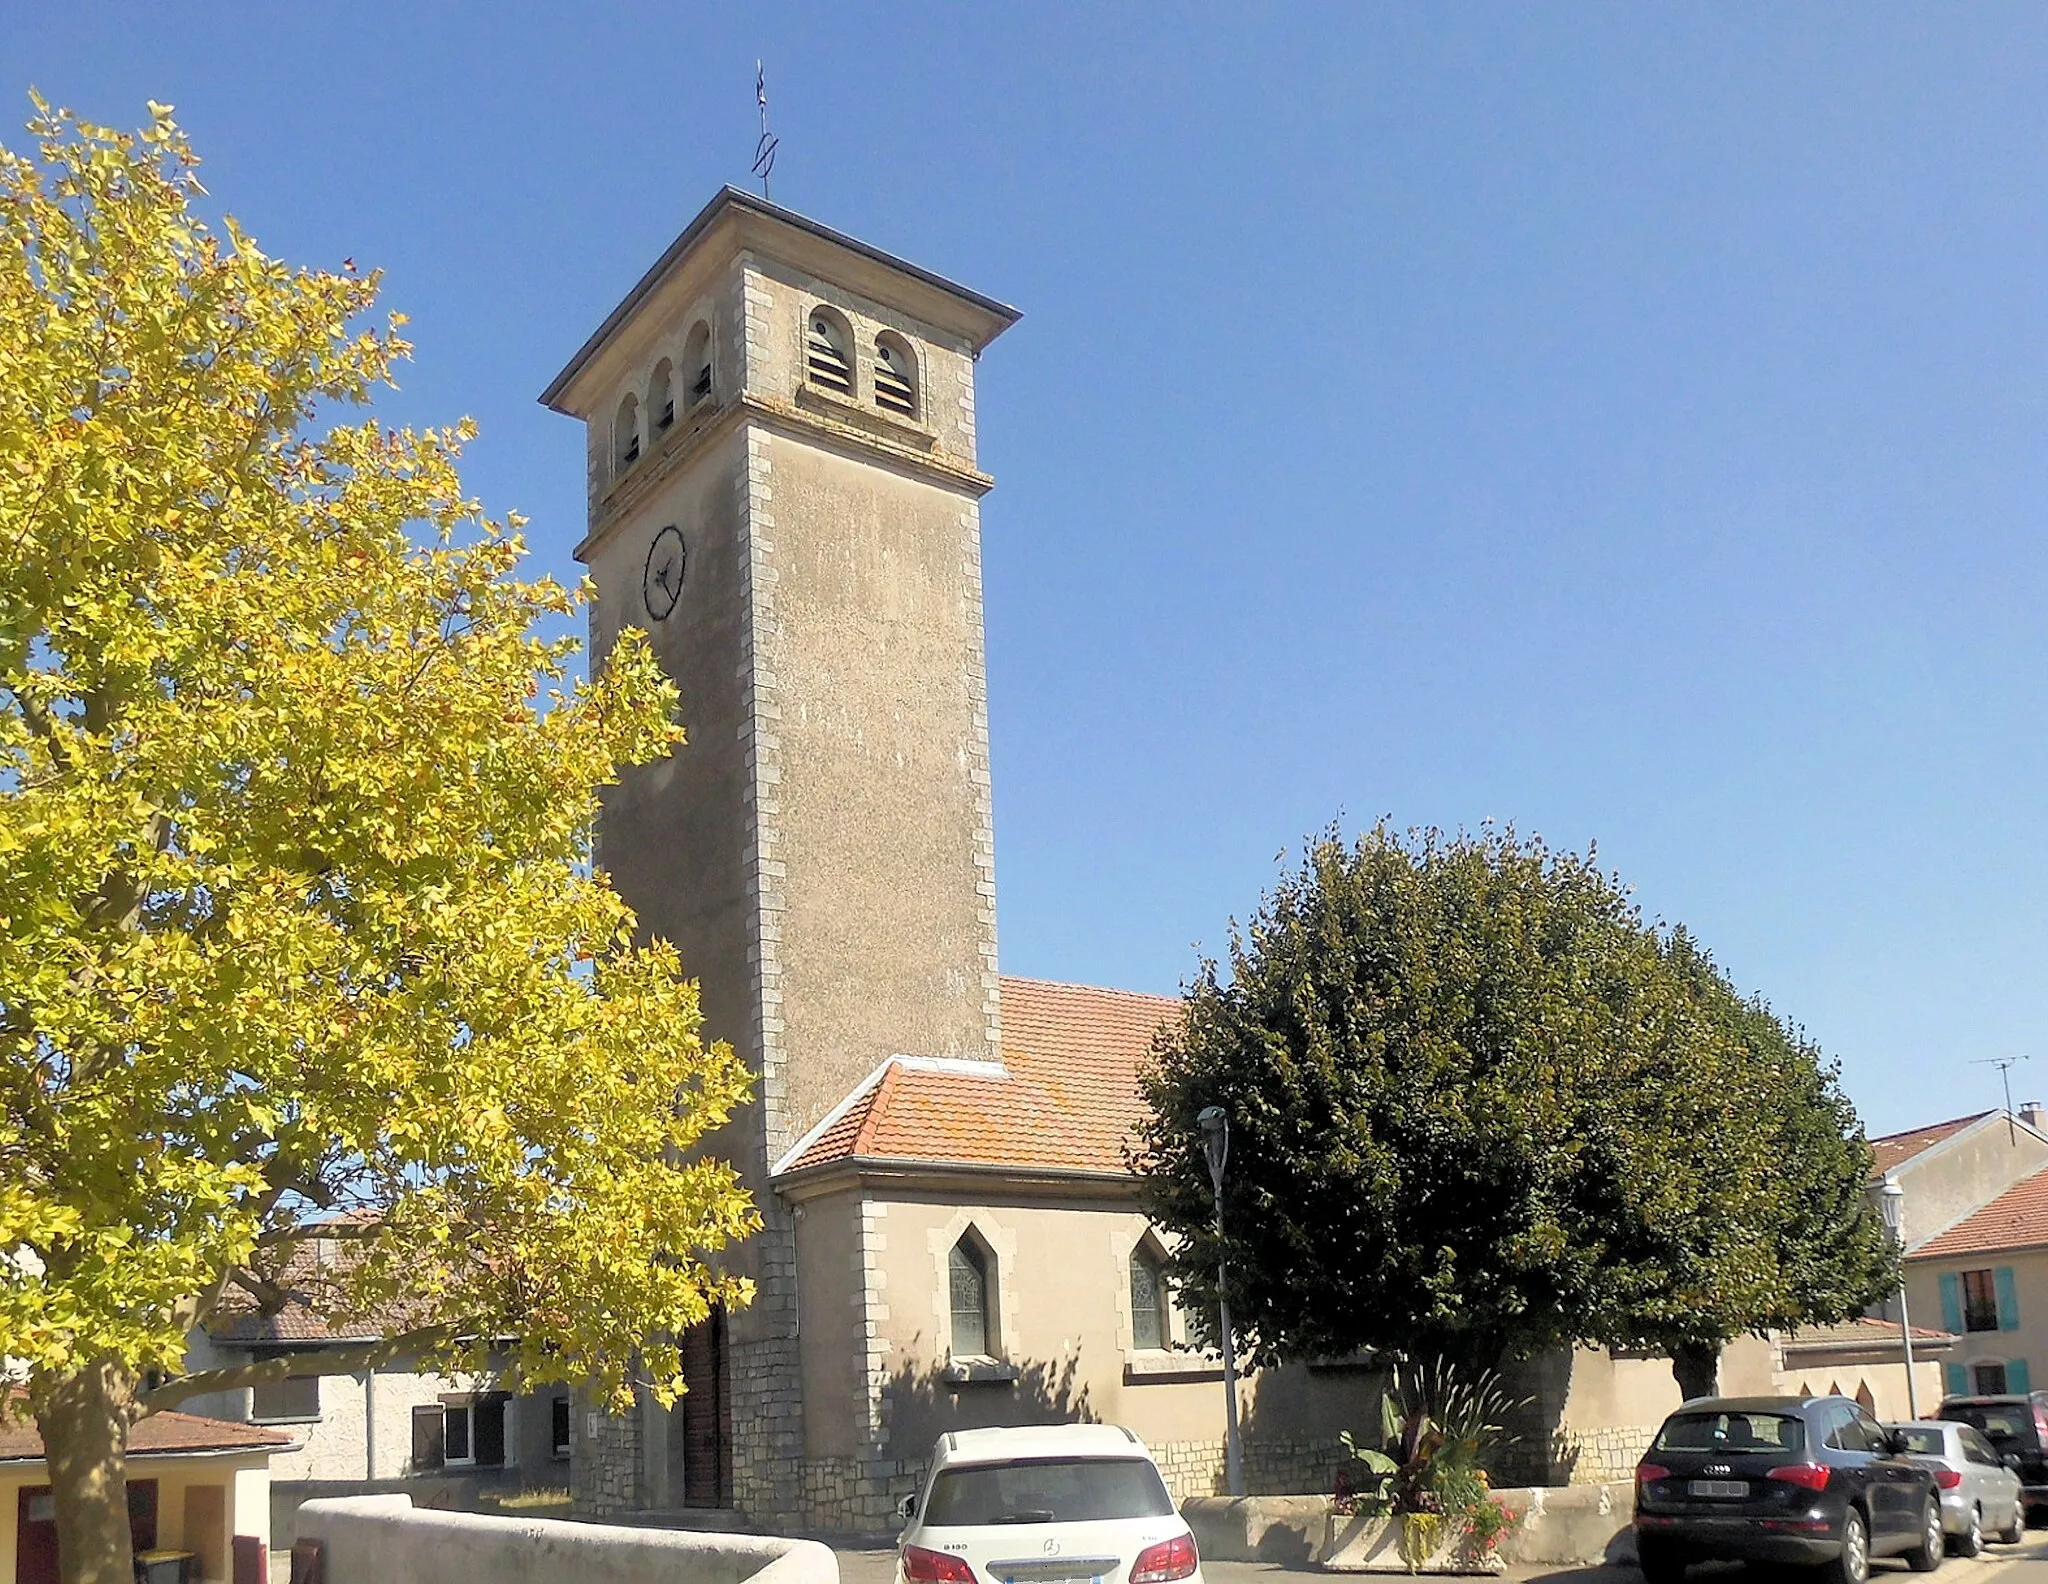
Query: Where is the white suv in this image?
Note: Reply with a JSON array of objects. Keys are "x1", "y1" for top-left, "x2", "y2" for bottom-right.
[{"x1": 896, "y1": 1424, "x2": 1202, "y2": 1584}]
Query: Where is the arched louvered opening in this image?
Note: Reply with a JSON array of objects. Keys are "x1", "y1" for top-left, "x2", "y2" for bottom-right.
[
  {"x1": 1130, "y1": 1240, "x2": 1170, "y2": 1351},
  {"x1": 873, "y1": 332, "x2": 918, "y2": 419},
  {"x1": 948, "y1": 1231, "x2": 994, "y2": 1358},
  {"x1": 684, "y1": 321, "x2": 713, "y2": 410},
  {"x1": 806, "y1": 308, "x2": 854, "y2": 396},
  {"x1": 648, "y1": 360, "x2": 675, "y2": 437},
  {"x1": 615, "y1": 392, "x2": 640, "y2": 473}
]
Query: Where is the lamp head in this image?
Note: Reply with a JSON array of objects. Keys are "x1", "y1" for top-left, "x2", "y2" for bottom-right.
[
  {"x1": 1197, "y1": 1105, "x2": 1228, "y2": 1191},
  {"x1": 1879, "y1": 1174, "x2": 1904, "y2": 1239}
]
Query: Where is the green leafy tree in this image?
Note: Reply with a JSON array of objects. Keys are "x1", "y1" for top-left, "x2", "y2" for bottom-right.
[
  {"x1": 1133, "y1": 824, "x2": 1891, "y2": 1396},
  {"x1": 0, "y1": 101, "x2": 756, "y2": 1584}
]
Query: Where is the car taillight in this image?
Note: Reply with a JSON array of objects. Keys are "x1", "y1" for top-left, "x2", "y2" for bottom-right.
[
  {"x1": 1131, "y1": 1534, "x2": 1199, "y2": 1584},
  {"x1": 1636, "y1": 1463, "x2": 1671, "y2": 1485},
  {"x1": 1932, "y1": 1469, "x2": 1964, "y2": 1490},
  {"x1": 1767, "y1": 1463, "x2": 1832, "y2": 1492},
  {"x1": 904, "y1": 1546, "x2": 977, "y2": 1584}
]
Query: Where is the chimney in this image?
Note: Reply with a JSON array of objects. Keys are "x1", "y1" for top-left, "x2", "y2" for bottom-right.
[{"x1": 2021, "y1": 1101, "x2": 2046, "y2": 1135}]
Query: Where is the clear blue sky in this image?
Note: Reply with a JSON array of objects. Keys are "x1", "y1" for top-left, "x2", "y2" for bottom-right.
[{"x1": 16, "y1": 4, "x2": 2048, "y2": 1137}]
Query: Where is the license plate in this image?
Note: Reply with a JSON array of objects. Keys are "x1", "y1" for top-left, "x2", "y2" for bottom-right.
[{"x1": 1689, "y1": 1479, "x2": 1749, "y2": 1498}]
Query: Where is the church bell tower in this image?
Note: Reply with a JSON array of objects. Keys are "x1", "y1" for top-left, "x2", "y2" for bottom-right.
[{"x1": 540, "y1": 188, "x2": 1018, "y2": 1519}]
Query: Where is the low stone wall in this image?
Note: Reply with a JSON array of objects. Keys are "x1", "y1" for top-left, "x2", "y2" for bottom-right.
[
  {"x1": 1150, "y1": 1440, "x2": 1353, "y2": 1506},
  {"x1": 293, "y1": 1494, "x2": 838, "y2": 1584},
  {"x1": 1183, "y1": 1485, "x2": 1637, "y2": 1571}
]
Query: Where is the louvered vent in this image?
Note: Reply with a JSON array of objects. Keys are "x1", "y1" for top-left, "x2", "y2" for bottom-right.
[
  {"x1": 874, "y1": 339, "x2": 917, "y2": 418},
  {"x1": 807, "y1": 314, "x2": 853, "y2": 395},
  {"x1": 690, "y1": 363, "x2": 712, "y2": 403}
]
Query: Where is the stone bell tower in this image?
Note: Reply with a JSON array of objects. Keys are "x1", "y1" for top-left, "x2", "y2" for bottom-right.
[{"x1": 539, "y1": 188, "x2": 1018, "y2": 1520}]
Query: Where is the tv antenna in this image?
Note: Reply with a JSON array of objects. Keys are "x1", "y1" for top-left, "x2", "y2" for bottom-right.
[
  {"x1": 1972, "y1": 1055, "x2": 2032, "y2": 1143},
  {"x1": 751, "y1": 61, "x2": 780, "y2": 199}
]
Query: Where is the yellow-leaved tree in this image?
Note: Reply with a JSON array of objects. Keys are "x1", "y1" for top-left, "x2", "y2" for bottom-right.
[{"x1": 0, "y1": 100, "x2": 758, "y2": 1584}]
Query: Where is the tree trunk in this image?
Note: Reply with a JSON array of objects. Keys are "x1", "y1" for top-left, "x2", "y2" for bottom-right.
[
  {"x1": 1671, "y1": 1339, "x2": 1721, "y2": 1402},
  {"x1": 31, "y1": 1359, "x2": 144, "y2": 1584}
]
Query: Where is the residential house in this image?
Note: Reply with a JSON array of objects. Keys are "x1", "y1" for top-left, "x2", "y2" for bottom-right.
[
  {"x1": 0, "y1": 1404, "x2": 285, "y2": 1584},
  {"x1": 1868, "y1": 1106, "x2": 2048, "y2": 1400}
]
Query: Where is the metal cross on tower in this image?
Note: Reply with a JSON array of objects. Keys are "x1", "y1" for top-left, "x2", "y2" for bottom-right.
[{"x1": 752, "y1": 62, "x2": 780, "y2": 198}]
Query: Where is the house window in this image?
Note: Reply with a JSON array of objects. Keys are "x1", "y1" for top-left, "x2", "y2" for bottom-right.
[
  {"x1": 649, "y1": 360, "x2": 675, "y2": 435},
  {"x1": 873, "y1": 333, "x2": 918, "y2": 419},
  {"x1": 410, "y1": 1395, "x2": 509, "y2": 1470},
  {"x1": 684, "y1": 321, "x2": 713, "y2": 409},
  {"x1": 615, "y1": 392, "x2": 641, "y2": 472},
  {"x1": 806, "y1": 309, "x2": 854, "y2": 396},
  {"x1": 949, "y1": 1236, "x2": 992, "y2": 1358},
  {"x1": 1964, "y1": 1269, "x2": 2002, "y2": 1332},
  {"x1": 1130, "y1": 1246, "x2": 1169, "y2": 1351},
  {"x1": 1976, "y1": 1361, "x2": 2010, "y2": 1394},
  {"x1": 551, "y1": 1396, "x2": 571, "y2": 1460},
  {"x1": 250, "y1": 1375, "x2": 321, "y2": 1423}
]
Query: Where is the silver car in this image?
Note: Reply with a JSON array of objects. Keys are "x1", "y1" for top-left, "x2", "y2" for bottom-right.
[{"x1": 1888, "y1": 1419, "x2": 2026, "y2": 1555}]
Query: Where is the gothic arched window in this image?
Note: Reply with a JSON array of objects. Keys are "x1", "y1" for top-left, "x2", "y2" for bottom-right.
[
  {"x1": 949, "y1": 1234, "x2": 992, "y2": 1358},
  {"x1": 1130, "y1": 1243, "x2": 1169, "y2": 1351},
  {"x1": 806, "y1": 308, "x2": 854, "y2": 397},
  {"x1": 874, "y1": 332, "x2": 918, "y2": 419}
]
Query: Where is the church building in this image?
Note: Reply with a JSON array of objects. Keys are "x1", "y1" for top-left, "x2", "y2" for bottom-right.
[
  {"x1": 537, "y1": 187, "x2": 1377, "y2": 1532},
  {"x1": 536, "y1": 187, "x2": 1853, "y2": 1535}
]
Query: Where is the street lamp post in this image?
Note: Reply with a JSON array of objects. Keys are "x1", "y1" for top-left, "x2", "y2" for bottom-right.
[
  {"x1": 1197, "y1": 1105, "x2": 1246, "y2": 1498},
  {"x1": 1879, "y1": 1175, "x2": 1919, "y2": 1419}
]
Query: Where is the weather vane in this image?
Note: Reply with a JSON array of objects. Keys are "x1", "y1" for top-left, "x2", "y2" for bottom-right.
[
  {"x1": 1973, "y1": 1055, "x2": 2032, "y2": 1143},
  {"x1": 752, "y1": 61, "x2": 780, "y2": 199}
]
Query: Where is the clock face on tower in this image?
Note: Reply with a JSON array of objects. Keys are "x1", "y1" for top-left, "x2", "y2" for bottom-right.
[{"x1": 643, "y1": 525, "x2": 685, "y2": 621}]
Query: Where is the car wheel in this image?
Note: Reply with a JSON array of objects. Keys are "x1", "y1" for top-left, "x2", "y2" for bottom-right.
[
  {"x1": 1996, "y1": 1502, "x2": 2024, "y2": 1546},
  {"x1": 1906, "y1": 1497, "x2": 1945, "y2": 1572},
  {"x1": 1952, "y1": 1505, "x2": 1983, "y2": 1558},
  {"x1": 1637, "y1": 1535, "x2": 1687, "y2": 1584},
  {"x1": 1822, "y1": 1507, "x2": 1871, "y2": 1584}
]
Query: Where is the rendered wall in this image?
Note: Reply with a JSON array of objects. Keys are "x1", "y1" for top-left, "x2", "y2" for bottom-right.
[
  {"x1": 0, "y1": 1454, "x2": 269, "y2": 1584},
  {"x1": 293, "y1": 1495, "x2": 836, "y2": 1584},
  {"x1": 1908, "y1": 1245, "x2": 2048, "y2": 1399}
]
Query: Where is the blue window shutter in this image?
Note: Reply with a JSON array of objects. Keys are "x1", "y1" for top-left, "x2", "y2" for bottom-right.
[
  {"x1": 1941, "y1": 1272, "x2": 1965, "y2": 1334},
  {"x1": 2010, "y1": 1358, "x2": 2032, "y2": 1395},
  {"x1": 1998, "y1": 1267, "x2": 2022, "y2": 1331},
  {"x1": 1945, "y1": 1361, "x2": 1969, "y2": 1398}
]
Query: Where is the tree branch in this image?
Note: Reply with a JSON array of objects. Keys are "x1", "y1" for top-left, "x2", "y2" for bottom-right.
[{"x1": 139, "y1": 1323, "x2": 462, "y2": 1414}]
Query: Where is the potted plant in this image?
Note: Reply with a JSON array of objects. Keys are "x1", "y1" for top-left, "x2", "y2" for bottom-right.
[{"x1": 1326, "y1": 1361, "x2": 1526, "y2": 1573}]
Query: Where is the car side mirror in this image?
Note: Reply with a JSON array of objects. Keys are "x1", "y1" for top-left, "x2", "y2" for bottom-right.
[
  {"x1": 1886, "y1": 1432, "x2": 1911, "y2": 1456},
  {"x1": 2005, "y1": 1453, "x2": 2023, "y2": 1472},
  {"x1": 897, "y1": 1493, "x2": 919, "y2": 1521}
]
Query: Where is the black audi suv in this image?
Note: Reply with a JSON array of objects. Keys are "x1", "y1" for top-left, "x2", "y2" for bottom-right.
[{"x1": 1634, "y1": 1395, "x2": 1943, "y2": 1584}]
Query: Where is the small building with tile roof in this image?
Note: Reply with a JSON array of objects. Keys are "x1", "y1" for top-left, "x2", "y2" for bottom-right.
[{"x1": 0, "y1": 1402, "x2": 289, "y2": 1584}]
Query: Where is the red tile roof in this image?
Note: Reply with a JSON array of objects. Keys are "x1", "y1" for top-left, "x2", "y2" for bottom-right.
[
  {"x1": 779, "y1": 975, "x2": 1180, "y2": 1177},
  {"x1": 1869, "y1": 1114, "x2": 1988, "y2": 1178},
  {"x1": 0, "y1": 1407, "x2": 290, "y2": 1463},
  {"x1": 1782, "y1": 1315, "x2": 1956, "y2": 1348},
  {"x1": 1917, "y1": 1168, "x2": 2048, "y2": 1259}
]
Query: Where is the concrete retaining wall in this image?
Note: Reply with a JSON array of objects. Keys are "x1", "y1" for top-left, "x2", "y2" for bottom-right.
[
  {"x1": 1183, "y1": 1485, "x2": 1638, "y2": 1571},
  {"x1": 293, "y1": 1495, "x2": 838, "y2": 1584}
]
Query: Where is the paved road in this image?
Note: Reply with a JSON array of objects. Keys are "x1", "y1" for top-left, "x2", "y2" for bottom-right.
[{"x1": 834, "y1": 1530, "x2": 2048, "y2": 1584}]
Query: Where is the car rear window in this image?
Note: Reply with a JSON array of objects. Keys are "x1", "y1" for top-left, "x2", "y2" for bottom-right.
[
  {"x1": 1941, "y1": 1406, "x2": 2030, "y2": 1444},
  {"x1": 923, "y1": 1457, "x2": 1175, "y2": 1525},
  {"x1": 1653, "y1": 1412, "x2": 1806, "y2": 1455},
  {"x1": 1894, "y1": 1428, "x2": 1948, "y2": 1456}
]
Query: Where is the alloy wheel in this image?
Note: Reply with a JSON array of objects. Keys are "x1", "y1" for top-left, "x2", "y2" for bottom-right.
[{"x1": 1844, "y1": 1511, "x2": 1869, "y2": 1584}]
